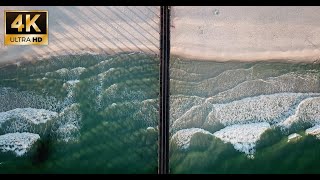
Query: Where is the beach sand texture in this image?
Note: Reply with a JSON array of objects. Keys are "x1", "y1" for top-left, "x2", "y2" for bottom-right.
[
  {"x1": 0, "y1": 6, "x2": 160, "y2": 67},
  {"x1": 171, "y1": 6, "x2": 320, "y2": 62},
  {"x1": 2, "y1": 6, "x2": 320, "y2": 65}
]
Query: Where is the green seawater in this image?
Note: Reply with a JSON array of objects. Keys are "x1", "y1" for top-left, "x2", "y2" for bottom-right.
[
  {"x1": 0, "y1": 52, "x2": 159, "y2": 174},
  {"x1": 170, "y1": 129, "x2": 320, "y2": 174},
  {"x1": 169, "y1": 57, "x2": 320, "y2": 174}
]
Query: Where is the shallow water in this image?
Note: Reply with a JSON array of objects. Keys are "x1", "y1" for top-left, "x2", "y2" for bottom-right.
[
  {"x1": 169, "y1": 57, "x2": 320, "y2": 174},
  {"x1": 0, "y1": 52, "x2": 159, "y2": 174}
]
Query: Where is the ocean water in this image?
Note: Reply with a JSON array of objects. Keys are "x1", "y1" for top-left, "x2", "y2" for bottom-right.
[
  {"x1": 169, "y1": 57, "x2": 320, "y2": 174},
  {"x1": 0, "y1": 52, "x2": 159, "y2": 174}
]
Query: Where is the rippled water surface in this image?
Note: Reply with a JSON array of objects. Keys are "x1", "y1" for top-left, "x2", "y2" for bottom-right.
[
  {"x1": 0, "y1": 53, "x2": 159, "y2": 173},
  {"x1": 169, "y1": 57, "x2": 320, "y2": 174}
]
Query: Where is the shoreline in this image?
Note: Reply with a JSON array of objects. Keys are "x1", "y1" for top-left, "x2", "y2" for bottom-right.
[
  {"x1": 171, "y1": 6, "x2": 320, "y2": 64},
  {"x1": 0, "y1": 49, "x2": 159, "y2": 69},
  {"x1": 2, "y1": 6, "x2": 320, "y2": 66},
  {"x1": 0, "y1": 46, "x2": 159, "y2": 68},
  {"x1": 170, "y1": 48, "x2": 320, "y2": 64},
  {"x1": 0, "y1": 6, "x2": 160, "y2": 68},
  {"x1": 2, "y1": 46, "x2": 319, "y2": 69}
]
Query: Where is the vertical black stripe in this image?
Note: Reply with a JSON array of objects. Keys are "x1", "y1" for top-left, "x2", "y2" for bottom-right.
[{"x1": 159, "y1": 6, "x2": 170, "y2": 174}]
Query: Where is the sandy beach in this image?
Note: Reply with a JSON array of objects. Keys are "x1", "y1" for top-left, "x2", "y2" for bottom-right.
[
  {"x1": 2, "y1": 6, "x2": 320, "y2": 66},
  {"x1": 171, "y1": 6, "x2": 320, "y2": 62},
  {"x1": 0, "y1": 6, "x2": 160, "y2": 67}
]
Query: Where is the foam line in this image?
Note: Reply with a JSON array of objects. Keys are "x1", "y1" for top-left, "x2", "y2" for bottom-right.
[
  {"x1": 213, "y1": 122, "x2": 271, "y2": 158},
  {"x1": 0, "y1": 132, "x2": 40, "y2": 156},
  {"x1": 171, "y1": 128, "x2": 212, "y2": 149}
]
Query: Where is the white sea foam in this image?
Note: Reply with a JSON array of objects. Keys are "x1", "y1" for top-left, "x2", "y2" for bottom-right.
[
  {"x1": 171, "y1": 102, "x2": 213, "y2": 132},
  {"x1": 170, "y1": 95, "x2": 205, "y2": 125},
  {"x1": 281, "y1": 97, "x2": 320, "y2": 128},
  {"x1": 294, "y1": 97, "x2": 320, "y2": 125},
  {"x1": 0, "y1": 87, "x2": 60, "y2": 112},
  {"x1": 170, "y1": 92, "x2": 320, "y2": 156},
  {"x1": 53, "y1": 103, "x2": 82, "y2": 143},
  {"x1": 0, "y1": 108, "x2": 58, "y2": 125},
  {"x1": 0, "y1": 132, "x2": 40, "y2": 156},
  {"x1": 210, "y1": 72, "x2": 320, "y2": 104},
  {"x1": 55, "y1": 68, "x2": 69, "y2": 75},
  {"x1": 60, "y1": 80, "x2": 80, "y2": 109},
  {"x1": 65, "y1": 80, "x2": 80, "y2": 86},
  {"x1": 213, "y1": 122, "x2": 270, "y2": 158},
  {"x1": 44, "y1": 67, "x2": 86, "y2": 81},
  {"x1": 171, "y1": 68, "x2": 254, "y2": 97},
  {"x1": 287, "y1": 133, "x2": 302, "y2": 142},
  {"x1": 94, "y1": 69, "x2": 117, "y2": 110},
  {"x1": 207, "y1": 93, "x2": 319, "y2": 127},
  {"x1": 55, "y1": 123, "x2": 79, "y2": 143},
  {"x1": 171, "y1": 128, "x2": 212, "y2": 149},
  {"x1": 133, "y1": 99, "x2": 159, "y2": 127},
  {"x1": 305, "y1": 125, "x2": 320, "y2": 139},
  {"x1": 55, "y1": 67, "x2": 86, "y2": 76},
  {"x1": 147, "y1": 127, "x2": 155, "y2": 131},
  {"x1": 64, "y1": 80, "x2": 80, "y2": 98}
]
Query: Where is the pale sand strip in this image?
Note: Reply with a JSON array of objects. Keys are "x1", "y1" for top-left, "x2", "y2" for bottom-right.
[
  {"x1": 171, "y1": 6, "x2": 320, "y2": 62},
  {"x1": 0, "y1": 6, "x2": 160, "y2": 67},
  {"x1": 2, "y1": 6, "x2": 320, "y2": 66}
]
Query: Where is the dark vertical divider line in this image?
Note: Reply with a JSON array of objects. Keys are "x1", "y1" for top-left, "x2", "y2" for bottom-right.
[{"x1": 159, "y1": 6, "x2": 170, "y2": 174}]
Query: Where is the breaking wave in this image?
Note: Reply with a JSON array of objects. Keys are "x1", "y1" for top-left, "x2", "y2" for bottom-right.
[
  {"x1": 0, "y1": 51, "x2": 159, "y2": 168},
  {"x1": 170, "y1": 58, "x2": 320, "y2": 158}
]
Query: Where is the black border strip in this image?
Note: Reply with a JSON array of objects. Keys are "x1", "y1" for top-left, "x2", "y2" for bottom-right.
[{"x1": 159, "y1": 6, "x2": 170, "y2": 174}]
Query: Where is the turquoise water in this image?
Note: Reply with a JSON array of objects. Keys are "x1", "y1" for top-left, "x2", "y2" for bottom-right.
[
  {"x1": 169, "y1": 57, "x2": 320, "y2": 174},
  {"x1": 0, "y1": 52, "x2": 159, "y2": 174}
]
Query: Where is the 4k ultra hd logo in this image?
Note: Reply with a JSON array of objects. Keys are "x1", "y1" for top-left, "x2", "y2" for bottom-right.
[{"x1": 4, "y1": 10, "x2": 48, "y2": 45}]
